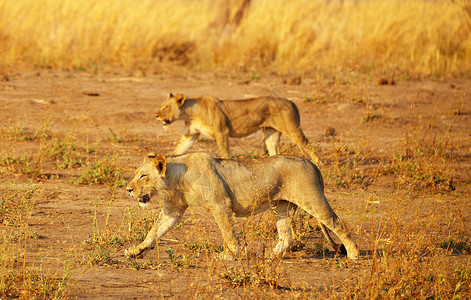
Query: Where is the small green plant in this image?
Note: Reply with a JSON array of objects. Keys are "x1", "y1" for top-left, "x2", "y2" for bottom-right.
[
  {"x1": 108, "y1": 128, "x2": 123, "y2": 143},
  {"x1": 310, "y1": 242, "x2": 330, "y2": 255},
  {"x1": 253, "y1": 226, "x2": 277, "y2": 240},
  {"x1": 0, "y1": 126, "x2": 36, "y2": 141},
  {"x1": 108, "y1": 129, "x2": 141, "y2": 143},
  {"x1": 224, "y1": 266, "x2": 252, "y2": 287},
  {"x1": 197, "y1": 137, "x2": 215, "y2": 142},
  {"x1": 0, "y1": 185, "x2": 37, "y2": 226},
  {"x1": 46, "y1": 137, "x2": 84, "y2": 169},
  {"x1": 437, "y1": 239, "x2": 471, "y2": 253},
  {"x1": 303, "y1": 95, "x2": 327, "y2": 104},
  {"x1": 351, "y1": 97, "x2": 364, "y2": 103},
  {"x1": 250, "y1": 72, "x2": 261, "y2": 80},
  {"x1": 183, "y1": 241, "x2": 223, "y2": 255},
  {"x1": 175, "y1": 219, "x2": 189, "y2": 229},
  {"x1": 126, "y1": 257, "x2": 141, "y2": 270},
  {"x1": 166, "y1": 248, "x2": 176, "y2": 262},
  {"x1": 86, "y1": 245, "x2": 114, "y2": 265},
  {"x1": 166, "y1": 247, "x2": 183, "y2": 267},
  {"x1": 73, "y1": 155, "x2": 126, "y2": 189},
  {"x1": 335, "y1": 260, "x2": 347, "y2": 269},
  {"x1": 361, "y1": 113, "x2": 381, "y2": 123},
  {"x1": 127, "y1": 218, "x2": 151, "y2": 243},
  {"x1": 0, "y1": 155, "x2": 43, "y2": 179},
  {"x1": 31, "y1": 116, "x2": 51, "y2": 140}
]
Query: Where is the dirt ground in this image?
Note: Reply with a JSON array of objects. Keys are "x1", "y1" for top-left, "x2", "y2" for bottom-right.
[{"x1": 0, "y1": 70, "x2": 470, "y2": 298}]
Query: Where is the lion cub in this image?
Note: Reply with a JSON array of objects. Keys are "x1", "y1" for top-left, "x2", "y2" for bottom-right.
[
  {"x1": 125, "y1": 152, "x2": 359, "y2": 260},
  {"x1": 156, "y1": 93, "x2": 318, "y2": 162}
]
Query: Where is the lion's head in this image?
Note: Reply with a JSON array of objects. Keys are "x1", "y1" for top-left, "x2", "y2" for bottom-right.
[
  {"x1": 126, "y1": 153, "x2": 167, "y2": 208},
  {"x1": 156, "y1": 93, "x2": 187, "y2": 126}
]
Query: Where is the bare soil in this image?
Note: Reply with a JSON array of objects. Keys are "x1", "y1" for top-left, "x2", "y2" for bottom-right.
[{"x1": 0, "y1": 70, "x2": 470, "y2": 298}]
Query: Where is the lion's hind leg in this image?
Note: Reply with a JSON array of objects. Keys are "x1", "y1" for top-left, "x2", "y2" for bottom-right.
[
  {"x1": 318, "y1": 221, "x2": 347, "y2": 255},
  {"x1": 316, "y1": 213, "x2": 359, "y2": 260},
  {"x1": 263, "y1": 128, "x2": 281, "y2": 156},
  {"x1": 295, "y1": 190, "x2": 359, "y2": 260},
  {"x1": 272, "y1": 201, "x2": 297, "y2": 257}
]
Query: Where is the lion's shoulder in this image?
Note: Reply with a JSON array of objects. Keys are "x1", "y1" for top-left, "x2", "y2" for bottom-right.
[
  {"x1": 194, "y1": 95, "x2": 221, "y2": 107},
  {"x1": 167, "y1": 152, "x2": 216, "y2": 169}
]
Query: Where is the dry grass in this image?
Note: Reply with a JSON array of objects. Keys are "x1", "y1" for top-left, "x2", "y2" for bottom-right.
[
  {"x1": 0, "y1": 113, "x2": 470, "y2": 298},
  {"x1": 0, "y1": 0, "x2": 470, "y2": 77},
  {"x1": 332, "y1": 195, "x2": 471, "y2": 299},
  {"x1": 0, "y1": 185, "x2": 72, "y2": 299},
  {"x1": 0, "y1": 6, "x2": 469, "y2": 294}
]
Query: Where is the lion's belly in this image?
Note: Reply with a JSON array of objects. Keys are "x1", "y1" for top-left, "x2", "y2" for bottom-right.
[
  {"x1": 228, "y1": 116, "x2": 266, "y2": 137},
  {"x1": 228, "y1": 122, "x2": 262, "y2": 137},
  {"x1": 192, "y1": 156, "x2": 288, "y2": 217},
  {"x1": 223, "y1": 176, "x2": 284, "y2": 217},
  {"x1": 189, "y1": 122, "x2": 215, "y2": 138},
  {"x1": 231, "y1": 200, "x2": 274, "y2": 217}
]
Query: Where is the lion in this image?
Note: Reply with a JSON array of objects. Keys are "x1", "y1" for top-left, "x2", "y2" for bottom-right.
[
  {"x1": 156, "y1": 93, "x2": 319, "y2": 163},
  {"x1": 124, "y1": 152, "x2": 359, "y2": 260}
]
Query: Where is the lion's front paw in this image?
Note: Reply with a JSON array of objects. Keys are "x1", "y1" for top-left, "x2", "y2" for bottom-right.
[
  {"x1": 124, "y1": 246, "x2": 137, "y2": 258},
  {"x1": 125, "y1": 246, "x2": 149, "y2": 259}
]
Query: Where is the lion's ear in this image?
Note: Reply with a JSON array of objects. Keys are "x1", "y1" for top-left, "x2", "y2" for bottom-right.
[
  {"x1": 174, "y1": 94, "x2": 186, "y2": 107},
  {"x1": 168, "y1": 93, "x2": 174, "y2": 98},
  {"x1": 145, "y1": 152, "x2": 157, "y2": 162},
  {"x1": 153, "y1": 155, "x2": 167, "y2": 176}
]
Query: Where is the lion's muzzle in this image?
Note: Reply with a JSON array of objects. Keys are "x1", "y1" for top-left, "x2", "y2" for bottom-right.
[
  {"x1": 161, "y1": 119, "x2": 172, "y2": 126},
  {"x1": 155, "y1": 113, "x2": 172, "y2": 126},
  {"x1": 138, "y1": 194, "x2": 151, "y2": 209},
  {"x1": 139, "y1": 194, "x2": 150, "y2": 204}
]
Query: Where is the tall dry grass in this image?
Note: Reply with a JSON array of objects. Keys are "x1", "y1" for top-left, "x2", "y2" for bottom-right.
[{"x1": 0, "y1": 0, "x2": 470, "y2": 77}]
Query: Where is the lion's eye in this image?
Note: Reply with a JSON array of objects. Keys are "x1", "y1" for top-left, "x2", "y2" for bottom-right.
[{"x1": 139, "y1": 174, "x2": 147, "y2": 179}]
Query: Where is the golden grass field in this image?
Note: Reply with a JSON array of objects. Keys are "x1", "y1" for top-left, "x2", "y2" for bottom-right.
[
  {"x1": 0, "y1": 0, "x2": 470, "y2": 77},
  {"x1": 0, "y1": 0, "x2": 470, "y2": 299}
]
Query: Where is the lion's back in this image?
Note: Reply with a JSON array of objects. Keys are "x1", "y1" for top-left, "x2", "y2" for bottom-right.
[
  {"x1": 165, "y1": 153, "x2": 324, "y2": 214},
  {"x1": 217, "y1": 155, "x2": 323, "y2": 195}
]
